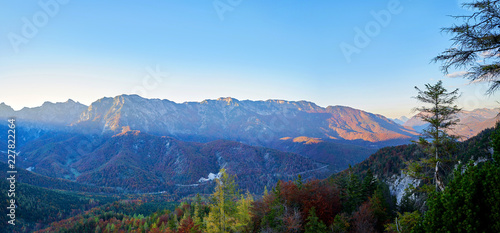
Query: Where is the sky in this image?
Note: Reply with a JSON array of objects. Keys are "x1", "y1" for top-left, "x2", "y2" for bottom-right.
[{"x1": 0, "y1": 0, "x2": 499, "y2": 118}]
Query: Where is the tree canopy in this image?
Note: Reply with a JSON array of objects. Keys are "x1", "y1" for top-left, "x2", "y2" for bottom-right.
[{"x1": 434, "y1": 0, "x2": 500, "y2": 94}]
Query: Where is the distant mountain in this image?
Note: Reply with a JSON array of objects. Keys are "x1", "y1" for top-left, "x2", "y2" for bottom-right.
[
  {"x1": 17, "y1": 130, "x2": 329, "y2": 193},
  {"x1": 391, "y1": 116, "x2": 409, "y2": 125},
  {"x1": 0, "y1": 99, "x2": 86, "y2": 127},
  {"x1": 74, "y1": 95, "x2": 418, "y2": 145},
  {"x1": 453, "y1": 108, "x2": 499, "y2": 138},
  {"x1": 403, "y1": 112, "x2": 430, "y2": 133},
  {"x1": 0, "y1": 103, "x2": 14, "y2": 115},
  {"x1": 0, "y1": 100, "x2": 87, "y2": 147},
  {"x1": 404, "y1": 108, "x2": 499, "y2": 139}
]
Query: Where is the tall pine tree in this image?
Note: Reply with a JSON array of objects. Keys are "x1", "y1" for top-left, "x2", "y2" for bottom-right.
[{"x1": 411, "y1": 80, "x2": 461, "y2": 192}]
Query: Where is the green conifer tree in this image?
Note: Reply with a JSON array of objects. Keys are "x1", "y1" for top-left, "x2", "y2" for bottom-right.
[
  {"x1": 205, "y1": 168, "x2": 238, "y2": 233},
  {"x1": 305, "y1": 207, "x2": 328, "y2": 233},
  {"x1": 410, "y1": 80, "x2": 461, "y2": 192}
]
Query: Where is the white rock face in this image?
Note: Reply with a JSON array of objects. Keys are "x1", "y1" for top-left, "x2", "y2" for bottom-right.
[
  {"x1": 388, "y1": 171, "x2": 420, "y2": 204},
  {"x1": 198, "y1": 172, "x2": 222, "y2": 183}
]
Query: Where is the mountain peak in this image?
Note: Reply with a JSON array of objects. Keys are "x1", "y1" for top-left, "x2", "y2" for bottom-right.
[
  {"x1": 216, "y1": 97, "x2": 240, "y2": 105},
  {"x1": 41, "y1": 101, "x2": 54, "y2": 106},
  {"x1": 118, "y1": 94, "x2": 144, "y2": 99},
  {"x1": 0, "y1": 102, "x2": 14, "y2": 112},
  {"x1": 113, "y1": 94, "x2": 145, "y2": 102},
  {"x1": 217, "y1": 97, "x2": 238, "y2": 102},
  {"x1": 65, "y1": 99, "x2": 76, "y2": 104},
  {"x1": 37, "y1": 99, "x2": 86, "y2": 108},
  {"x1": 391, "y1": 116, "x2": 410, "y2": 125}
]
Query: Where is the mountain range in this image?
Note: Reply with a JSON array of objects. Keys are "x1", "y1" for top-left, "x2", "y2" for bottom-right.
[
  {"x1": 72, "y1": 95, "x2": 420, "y2": 145},
  {"x1": 2, "y1": 95, "x2": 419, "y2": 145},
  {"x1": 402, "y1": 108, "x2": 499, "y2": 139},
  {"x1": 1, "y1": 95, "x2": 496, "y2": 194}
]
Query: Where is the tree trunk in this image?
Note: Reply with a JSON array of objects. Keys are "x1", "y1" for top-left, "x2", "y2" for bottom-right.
[{"x1": 435, "y1": 161, "x2": 445, "y2": 192}]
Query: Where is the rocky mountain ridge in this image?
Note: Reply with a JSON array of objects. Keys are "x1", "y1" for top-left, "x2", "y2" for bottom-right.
[
  {"x1": 2, "y1": 95, "x2": 419, "y2": 145},
  {"x1": 71, "y1": 95, "x2": 419, "y2": 147}
]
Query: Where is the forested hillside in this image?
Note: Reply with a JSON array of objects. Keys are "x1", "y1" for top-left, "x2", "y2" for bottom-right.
[{"x1": 32, "y1": 125, "x2": 500, "y2": 232}]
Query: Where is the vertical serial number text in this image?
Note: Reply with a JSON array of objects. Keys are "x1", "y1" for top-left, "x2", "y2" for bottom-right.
[{"x1": 7, "y1": 118, "x2": 16, "y2": 226}]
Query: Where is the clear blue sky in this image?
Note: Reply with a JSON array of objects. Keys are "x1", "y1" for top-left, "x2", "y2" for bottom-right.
[{"x1": 0, "y1": 0, "x2": 498, "y2": 118}]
